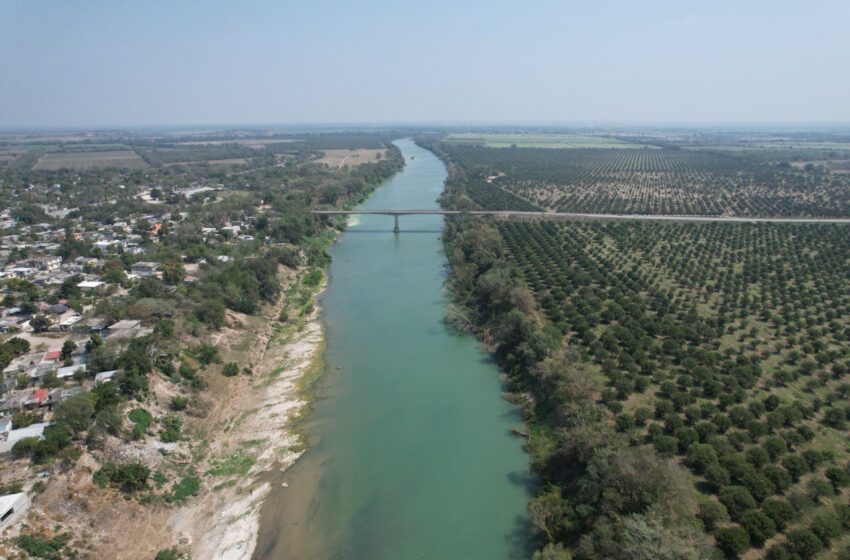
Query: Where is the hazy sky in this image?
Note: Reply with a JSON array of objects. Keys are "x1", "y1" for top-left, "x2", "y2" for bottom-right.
[{"x1": 1, "y1": 0, "x2": 848, "y2": 127}]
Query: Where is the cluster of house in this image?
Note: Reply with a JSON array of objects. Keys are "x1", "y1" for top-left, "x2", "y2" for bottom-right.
[{"x1": 0, "y1": 319, "x2": 154, "y2": 456}]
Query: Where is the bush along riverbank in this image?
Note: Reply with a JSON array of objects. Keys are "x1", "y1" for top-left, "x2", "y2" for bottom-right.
[{"x1": 442, "y1": 215, "x2": 716, "y2": 560}]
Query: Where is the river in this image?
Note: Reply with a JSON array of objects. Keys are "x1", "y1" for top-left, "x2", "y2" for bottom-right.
[{"x1": 253, "y1": 139, "x2": 533, "y2": 559}]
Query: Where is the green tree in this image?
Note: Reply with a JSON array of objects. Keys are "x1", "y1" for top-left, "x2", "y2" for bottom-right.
[
  {"x1": 53, "y1": 392, "x2": 95, "y2": 433},
  {"x1": 715, "y1": 526, "x2": 750, "y2": 558},
  {"x1": 60, "y1": 339, "x2": 77, "y2": 360}
]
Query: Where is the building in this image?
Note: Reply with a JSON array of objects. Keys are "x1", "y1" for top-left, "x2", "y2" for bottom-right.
[
  {"x1": 77, "y1": 280, "x2": 105, "y2": 292},
  {"x1": 130, "y1": 262, "x2": 159, "y2": 277},
  {"x1": 0, "y1": 493, "x2": 28, "y2": 532},
  {"x1": 56, "y1": 365, "x2": 86, "y2": 380},
  {"x1": 94, "y1": 369, "x2": 118, "y2": 383},
  {"x1": 0, "y1": 422, "x2": 49, "y2": 454}
]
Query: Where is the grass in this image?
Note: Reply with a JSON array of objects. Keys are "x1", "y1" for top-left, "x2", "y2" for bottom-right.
[
  {"x1": 169, "y1": 473, "x2": 201, "y2": 504},
  {"x1": 33, "y1": 149, "x2": 149, "y2": 170},
  {"x1": 206, "y1": 450, "x2": 256, "y2": 477}
]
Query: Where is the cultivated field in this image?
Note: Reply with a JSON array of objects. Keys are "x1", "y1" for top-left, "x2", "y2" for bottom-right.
[
  {"x1": 444, "y1": 132, "x2": 655, "y2": 149},
  {"x1": 440, "y1": 144, "x2": 850, "y2": 217},
  {"x1": 315, "y1": 148, "x2": 387, "y2": 168},
  {"x1": 499, "y1": 220, "x2": 850, "y2": 559},
  {"x1": 33, "y1": 150, "x2": 149, "y2": 170}
]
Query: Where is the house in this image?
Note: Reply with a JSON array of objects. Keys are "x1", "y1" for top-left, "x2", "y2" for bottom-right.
[
  {"x1": 0, "y1": 422, "x2": 49, "y2": 454},
  {"x1": 22, "y1": 389, "x2": 49, "y2": 409},
  {"x1": 93, "y1": 240, "x2": 117, "y2": 251},
  {"x1": 130, "y1": 262, "x2": 159, "y2": 277},
  {"x1": 60, "y1": 386, "x2": 84, "y2": 400},
  {"x1": 107, "y1": 319, "x2": 140, "y2": 335},
  {"x1": 56, "y1": 365, "x2": 86, "y2": 380},
  {"x1": 41, "y1": 350, "x2": 61, "y2": 364},
  {"x1": 77, "y1": 280, "x2": 105, "y2": 292},
  {"x1": 94, "y1": 370, "x2": 118, "y2": 383},
  {"x1": 57, "y1": 315, "x2": 82, "y2": 331},
  {"x1": 0, "y1": 493, "x2": 29, "y2": 532},
  {"x1": 2, "y1": 353, "x2": 42, "y2": 385},
  {"x1": 31, "y1": 257, "x2": 61, "y2": 272}
]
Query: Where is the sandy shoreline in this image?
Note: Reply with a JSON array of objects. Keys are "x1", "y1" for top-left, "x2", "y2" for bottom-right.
[{"x1": 172, "y1": 288, "x2": 325, "y2": 560}]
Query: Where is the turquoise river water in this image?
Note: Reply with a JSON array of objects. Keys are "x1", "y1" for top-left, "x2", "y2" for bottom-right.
[{"x1": 253, "y1": 139, "x2": 533, "y2": 559}]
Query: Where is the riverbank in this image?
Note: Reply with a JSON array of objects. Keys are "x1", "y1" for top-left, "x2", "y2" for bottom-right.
[
  {"x1": 171, "y1": 267, "x2": 327, "y2": 560},
  {"x1": 252, "y1": 139, "x2": 533, "y2": 560}
]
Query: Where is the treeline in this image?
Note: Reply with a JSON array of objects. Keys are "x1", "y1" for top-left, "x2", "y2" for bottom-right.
[{"x1": 443, "y1": 215, "x2": 716, "y2": 559}]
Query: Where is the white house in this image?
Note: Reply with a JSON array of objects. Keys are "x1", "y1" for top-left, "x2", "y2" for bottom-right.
[
  {"x1": 0, "y1": 422, "x2": 49, "y2": 454},
  {"x1": 0, "y1": 492, "x2": 28, "y2": 532}
]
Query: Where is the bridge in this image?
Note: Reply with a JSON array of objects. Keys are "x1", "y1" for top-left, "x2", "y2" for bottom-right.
[{"x1": 312, "y1": 210, "x2": 850, "y2": 233}]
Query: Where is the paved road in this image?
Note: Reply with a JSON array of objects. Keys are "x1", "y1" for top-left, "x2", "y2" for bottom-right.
[{"x1": 313, "y1": 209, "x2": 850, "y2": 224}]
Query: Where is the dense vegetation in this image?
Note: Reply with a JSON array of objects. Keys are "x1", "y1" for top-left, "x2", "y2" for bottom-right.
[
  {"x1": 432, "y1": 133, "x2": 850, "y2": 560},
  {"x1": 428, "y1": 142, "x2": 850, "y2": 217}
]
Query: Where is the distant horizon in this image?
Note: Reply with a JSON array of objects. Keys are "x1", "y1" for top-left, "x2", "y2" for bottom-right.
[
  {"x1": 2, "y1": 1, "x2": 849, "y2": 127},
  {"x1": 3, "y1": 120, "x2": 850, "y2": 135}
]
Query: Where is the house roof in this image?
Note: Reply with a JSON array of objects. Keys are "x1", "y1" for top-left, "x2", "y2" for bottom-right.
[
  {"x1": 57, "y1": 365, "x2": 86, "y2": 378},
  {"x1": 108, "y1": 319, "x2": 140, "y2": 330},
  {"x1": 42, "y1": 350, "x2": 61, "y2": 361}
]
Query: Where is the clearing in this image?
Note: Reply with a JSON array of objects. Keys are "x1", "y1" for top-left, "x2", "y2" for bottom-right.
[
  {"x1": 315, "y1": 148, "x2": 387, "y2": 168},
  {"x1": 33, "y1": 150, "x2": 149, "y2": 170}
]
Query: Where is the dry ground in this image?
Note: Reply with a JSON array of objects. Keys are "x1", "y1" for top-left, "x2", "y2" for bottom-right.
[
  {"x1": 0, "y1": 267, "x2": 324, "y2": 559},
  {"x1": 315, "y1": 148, "x2": 387, "y2": 168}
]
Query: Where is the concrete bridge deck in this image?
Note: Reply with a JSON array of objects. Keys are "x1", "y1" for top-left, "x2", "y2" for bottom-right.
[{"x1": 313, "y1": 209, "x2": 850, "y2": 232}]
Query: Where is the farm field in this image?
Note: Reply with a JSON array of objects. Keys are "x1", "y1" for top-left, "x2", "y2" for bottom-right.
[
  {"x1": 437, "y1": 143, "x2": 850, "y2": 217},
  {"x1": 497, "y1": 220, "x2": 850, "y2": 559},
  {"x1": 444, "y1": 132, "x2": 656, "y2": 149},
  {"x1": 315, "y1": 148, "x2": 387, "y2": 168},
  {"x1": 33, "y1": 149, "x2": 149, "y2": 170}
]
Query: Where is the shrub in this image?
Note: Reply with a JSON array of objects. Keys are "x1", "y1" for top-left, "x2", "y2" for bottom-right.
[
  {"x1": 652, "y1": 435, "x2": 678, "y2": 456},
  {"x1": 168, "y1": 473, "x2": 200, "y2": 504},
  {"x1": 160, "y1": 416, "x2": 181, "y2": 443},
  {"x1": 94, "y1": 462, "x2": 150, "y2": 492},
  {"x1": 762, "y1": 465, "x2": 792, "y2": 493},
  {"x1": 15, "y1": 533, "x2": 70, "y2": 559},
  {"x1": 825, "y1": 466, "x2": 850, "y2": 489},
  {"x1": 740, "y1": 509, "x2": 776, "y2": 547},
  {"x1": 155, "y1": 548, "x2": 184, "y2": 560},
  {"x1": 194, "y1": 343, "x2": 221, "y2": 365},
  {"x1": 697, "y1": 499, "x2": 729, "y2": 531},
  {"x1": 222, "y1": 362, "x2": 239, "y2": 377},
  {"x1": 715, "y1": 526, "x2": 750, "y2": 558},
  {"x1": 11, "y1": 437, "x2": 40, "y2": 459},
  {"x1": 765, "y1": 545, "x2": 791, "y2": 560},
  {"x1": 786, "y1": 529, "x2": 823, "y2": 560},
  {"x1": 11, "y1": 411, "x2": 40, "y2": 430},
  {"x1": 808, "y1": 478, "x2": 834, "y2": 500},
  {"x1": 128, "y1": 407, "x2": 152, "y2": 439},
  {"x1": 719, "y1": 486, "x2": 758, "y2": 520},
  {"x1": 170, "y1": 396, "x2": 189, "y2": 411},
  {"x1": 781, "y1": 454, "x2": 809, "y2": 481},
  {"x1": 810, "y1": 511, "x2": 842, "y2": 544},
  {"x1": 761, "y1": 499, "x2": 796, "y2": 530},
  {"x1": 739, "y1": 470, "x2": 775, "y2": 502}
]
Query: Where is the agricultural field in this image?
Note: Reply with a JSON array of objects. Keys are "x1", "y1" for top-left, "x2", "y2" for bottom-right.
[
  {"x1": 496, "y1": 220, "x2": 850, "y2": 559},
  {"x1": 315, "y1": 148, "x2": 388, "y2": 168},
  {"x1": 437, "y1": 128, "x2": 850, "y2": 559},
  {"x1": 444, "y1": 132, "x2": 654, "y2": 149},
  {"x1": 437, "y1": 143, "x2": 850, "y2": 217},
  {"x1": 33, "y1": 149, "x2": 149, "y2": 170}
]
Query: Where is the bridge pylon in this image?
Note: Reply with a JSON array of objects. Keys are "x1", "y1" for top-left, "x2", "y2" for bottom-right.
[{"x1": 393, "y1": 214, "x2": 400, "y2": 233}]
